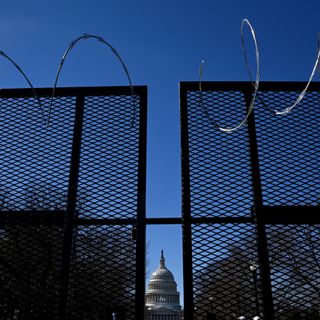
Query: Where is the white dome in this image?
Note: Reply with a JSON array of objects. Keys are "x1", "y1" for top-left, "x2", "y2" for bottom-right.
[
  {"x1": 151, "y1": 268, "x2": 175, "y2": 281},
  {"x1": 145, "y1": 250, "x2": 181, "y2": 312}
]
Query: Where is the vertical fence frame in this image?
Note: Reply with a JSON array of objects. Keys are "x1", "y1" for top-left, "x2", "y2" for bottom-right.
[
  {"x1": 244, "y1": 88, "x2": 275, "y2": 320},
  {"x1": 58, "y1": 94, "x2": 85, "y2": 320},
  {"x1": 135, "y1": 86, "x2": 148, "y2": 320},
  {"x1": 180, "y1": 83, "x2": 195, "y2": 320}
]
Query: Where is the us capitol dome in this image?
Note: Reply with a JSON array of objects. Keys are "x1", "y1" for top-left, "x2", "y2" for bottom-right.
[{"x1": 145, "y1": 250, "x2": 183, "y2": 320}]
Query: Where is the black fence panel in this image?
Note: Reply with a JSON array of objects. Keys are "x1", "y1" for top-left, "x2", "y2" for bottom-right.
[
  {"x1": 265, "y1": 224, "x2": 320, "y2": 320},
  {"x1": 67, "y1": 225, "x2": 136, "y2": 320},
  {"x1": 254, "y1": 89, "x2": 320, "y2": 206},
  {"x1": 0, "y1": 92, "x2": 75, "y2": 320},
  {"x1": 182, "y1": 88, "x2": 253, "y2": 218},
  {"x1": 0, "y1": 86, "x2": 147, "y2": 320},
  {"x1": 192, "y1": 223, "x2": 261, "y2": 320},
  {"x1": 180, "y1": 82, "x2": 320, "y2": 320},
  {"x1": 76, "y1": 94, "x2": 142, "y2": 219}
]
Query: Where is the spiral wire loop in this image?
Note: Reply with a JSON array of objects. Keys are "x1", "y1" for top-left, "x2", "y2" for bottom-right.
[
  {"x1": 199, "y1": 18, "x2": 320, "y2": 132},
  {"x1": 0, "y1": 25, "x2": 319, "y2": 131},
  {"x1": 48, "y1": 34, "x2": 136, "y2": 128},
  {"x1": 274, "y1": 38, "x2": 320, "y2": 115},
  {"x1": 0, "y1": 50, "x2": 47, "y2": 124},
  {"x1": 0, "y1": 34, "x2": 136, "y2": 128}
]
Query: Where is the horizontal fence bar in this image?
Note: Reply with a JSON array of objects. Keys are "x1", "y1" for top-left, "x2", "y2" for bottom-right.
[
  {"x1": 191, "y1": 216, "x2": 254, "y2": 224},
  {"x1": 0, "y1": 85, "x2": 147, "y2": 98},
  {"x1": 76, "y1": 216, "x2": 254, "y2": 225},
  {"x1": 75, "y1": 218, "x2": 137, "y2": 225},
  {"x1": 0, "y1": 211, "x2": 65, "y2": 225},
  {"x1": 2, "y1": 207, "x2": 318, "y2": 226},
  {"x1": 180, "y1": 81, "x2": 320, "y2": 92},
  {"x1": 146, "y1": 217, "x2": 182, "y2": 224},
  {"x1": 258, "y1": 206, "x2": 320, "y2": 224}
]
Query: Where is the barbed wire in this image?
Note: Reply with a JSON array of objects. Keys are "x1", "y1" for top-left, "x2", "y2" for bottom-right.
[
  {"x1": 0, "y1": 24, "x2": 319, "y2": 131},
  {"x1": 48, "y1": 34, "x2": 136, "y2": 128},
  {"x1": 199, "y1": 19, "x2": 260, "y2": 133},
  {"x1": 274, "y1": 37, "x2": 320, "y2": 115},
  {"x1": 0, "y1": 50, "x2": 47, "y2": 124},
  {"x1": 199, "y1": 18, "x2": 320, "y2": 132},
  {"x1": 0, "y1": 34, "x2": 136, "y2": 128}
]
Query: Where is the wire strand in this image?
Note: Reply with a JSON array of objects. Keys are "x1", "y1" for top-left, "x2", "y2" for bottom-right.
[
  {"x1": 199, "y1": 19, "x2": 320, "y2": 131},
  {"x1": 47, "y1": 34, "x2": 136, "y2": 127},
  {"x1": 0, "y1": 51, "x2": 47, "y2": 125},
  {"x1": 199, "y1": 19, "x2": 260, "y2": 133},
  {"x1": 274, "y1": 41, "x2": 320, "y2": 115}
]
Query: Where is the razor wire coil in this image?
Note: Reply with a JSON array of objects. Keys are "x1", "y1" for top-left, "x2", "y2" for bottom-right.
[
  {"x1": 198, "y1": 19, "x2": 320, "y2": 132},
  {"x1": 0, "y1": 23, "x2": 319, "y2": 132},
  {"x1": 0, "y1": 34, "x2": 136, "y2": 128}
]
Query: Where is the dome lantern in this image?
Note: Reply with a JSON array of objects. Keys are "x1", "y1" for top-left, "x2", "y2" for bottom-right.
[{"x1": 160, "y1": 249, "x2": 166, "y2": 268}]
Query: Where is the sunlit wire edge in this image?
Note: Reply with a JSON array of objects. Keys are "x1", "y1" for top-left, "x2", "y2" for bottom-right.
[
  {"x1": 242, "y1": 25, "x2": 320, "y2": 116},
  {"x1": 199, "y1": 19, "x2": 260, "y2": 133},
  {"x1": 318, "y1": 32, "x2": 320, "y2": 73},
  {"x1": 274, "y1": 39, "x2": 320, "y2": 115},
  {"x1": 199, "y1": 19, "x2": 320, "y2": 131},
  {"x1": 48, "y1": 34, "x2": 136, "y2": 127},
  {"x1": 198, "y1": 60, "x2": 219, "y2": 130},
  {"x1": 0, "y1": 50, "x2": 47, "y2": 124}
]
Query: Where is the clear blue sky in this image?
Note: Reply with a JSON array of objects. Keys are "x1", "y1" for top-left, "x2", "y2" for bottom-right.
[{"x1": 1, "y1": 0, "x2": 320, "y2": 306}]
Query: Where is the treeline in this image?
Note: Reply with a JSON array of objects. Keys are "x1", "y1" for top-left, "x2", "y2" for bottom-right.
[
  {"x1": 194, "y1": 224, "x2": 320, "y2": 320},
  {"x1": 0, "y1": 187, "x2": 136, "y2": 320}
]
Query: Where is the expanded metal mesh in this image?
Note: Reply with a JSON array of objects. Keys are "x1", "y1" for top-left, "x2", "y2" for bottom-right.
[
  {"x1": 185, "y1": 90, "x2": 253, "y2": 218},
  {"x1": 0, "y1": 95, "x2": 75, "y2": 211},
  {"x1": 254, "y1": 90, "x2": 320, "y2": 206},
  {"x1": 0, "y1": 222, "x2": 64, "y2": 320},
  {"x1": 181, "y1": 82, "x2": 320, "y2": 320},
  {"x1": 0, "y1": 94, "x2": 74, "y2": 320},
  {"x1": 67, "y1": 225, "x2": 136, "y2": 320},
  {"x1": 0, "y1": 87, "x2": 146, "y2": 320},
  {"x1": 76, "y1": 95, "x2": 141, "y2": 219},
  {"x1": 192, "y1": 224, "x2": 261, "y2": 320},
  {"x1": 266, "y1": 224, "x2": 320, "y2": 320}
]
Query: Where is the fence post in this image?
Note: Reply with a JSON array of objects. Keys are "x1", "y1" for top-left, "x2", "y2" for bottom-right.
[
  {"x1": 180, "y1": 84, "x2": 194, "y2": 320},
  {"x1": 58, "y1": 94, "x2": 85, "y2": 320},
  {"x1": 244, "y1": 88, "x2": 275, "y2": 320},
  {"x1": 135, "y1": 87, "x2": 147, "y2": 320}
]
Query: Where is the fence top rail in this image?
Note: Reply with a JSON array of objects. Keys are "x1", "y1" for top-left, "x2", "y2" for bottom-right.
[
  {"x1": 0, "y1": 85, "x2": 147, "y2": 98},
  {"x1": 180, "y1": 81, "x2": 320, "y2": 92}
]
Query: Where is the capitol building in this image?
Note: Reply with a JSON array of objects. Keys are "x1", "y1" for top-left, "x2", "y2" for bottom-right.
[{"x1": 145, "y1": 250, "x2": 183, "y2": 320}]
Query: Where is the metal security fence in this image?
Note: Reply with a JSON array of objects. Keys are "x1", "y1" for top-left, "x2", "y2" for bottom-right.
[
  {"x1": 0, "y1": 86, "x2": 147, "y2": 320},
  {"x1": 180, "y1": 82, "x2": 320, "y2": 320},
  {"x1": 0, "y1": 81, "x2": 319, "y2": 320}
]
